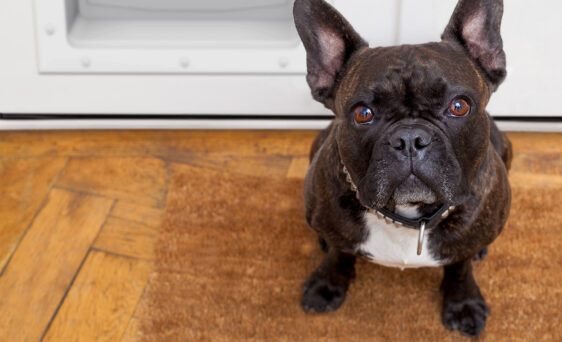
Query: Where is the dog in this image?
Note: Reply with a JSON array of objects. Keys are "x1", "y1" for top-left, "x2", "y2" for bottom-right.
[{"x1": 293, "y1": 0, "x2": 512, "y2": 337}]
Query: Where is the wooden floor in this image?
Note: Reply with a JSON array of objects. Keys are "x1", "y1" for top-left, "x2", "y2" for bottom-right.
[{"x1": 0, "y1": 130, "x2": 560, "y2": 342}]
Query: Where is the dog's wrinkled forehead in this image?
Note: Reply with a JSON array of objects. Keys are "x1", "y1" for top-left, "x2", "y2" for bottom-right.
[{"x1": 337, "y1": 43, "x2": 488, "y2": 115}]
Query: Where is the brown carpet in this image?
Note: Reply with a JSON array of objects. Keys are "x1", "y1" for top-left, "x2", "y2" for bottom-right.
[{"x1": 138, "y1": 166, "x2": 561, "y2": 341}]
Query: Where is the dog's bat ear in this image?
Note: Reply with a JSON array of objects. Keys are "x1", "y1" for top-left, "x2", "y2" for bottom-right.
[
  {"x1": 293, "y1": 0, "x2": 368, "y2": 110},
  {"x1": 442, "y1": 0, "x2": 506, "y2": 91}
]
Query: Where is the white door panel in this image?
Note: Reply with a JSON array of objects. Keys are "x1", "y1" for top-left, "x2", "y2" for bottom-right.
[
  {"x1": 0, "y1": 0, "x2": 560, "y2": 120},
  {"x1": 0, "y1": 0, "x2": 397, "y2": 115}
]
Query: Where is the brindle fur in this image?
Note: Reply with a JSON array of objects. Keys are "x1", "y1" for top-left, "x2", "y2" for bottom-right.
[{"x1": 295, "y1": 0, "x2": 512, "y2": 337}]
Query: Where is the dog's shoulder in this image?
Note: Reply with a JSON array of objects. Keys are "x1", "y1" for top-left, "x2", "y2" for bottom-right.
[{"x1": 304, "y1": 122, "x2": 368, "y2": 249}]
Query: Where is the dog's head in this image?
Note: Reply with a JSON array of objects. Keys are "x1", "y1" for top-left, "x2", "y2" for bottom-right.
[{"x1": 294, "y1": 0, "x2": 506, "y2": 213}]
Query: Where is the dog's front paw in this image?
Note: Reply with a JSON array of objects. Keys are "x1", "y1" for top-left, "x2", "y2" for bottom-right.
[
  {"x1": 442, "y1": 297, "x2": 490, "y2": 337},
  {"x1": 301, "y1": 272, "x2": 348, "y2": 313}
]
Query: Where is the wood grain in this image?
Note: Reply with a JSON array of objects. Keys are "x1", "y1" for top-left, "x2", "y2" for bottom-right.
[
  {"x1": 509, "y1": 172, "x2": 562, "y2": 188},
  {"x1": 0, "y1": 130, "x2": 317, "y2": 159},
  {"x1": 173, "y1": 154, "x2": 292, "y2": 178},
  {"x1": 120, "y1": 314, "x2": 143, "y2": 342},
  {"x1": 0, "y1": 157, "x2": 67, "y2": 272},
  {"x1": 510, "y1": 152, "x2": 562, "y2": 175},
  {"x1": 57, "y1": 157, "x2": 168, "y2": 208},
  {"x1": 110, "y1": 202, "x2": 163, "y2": 229},
  {"x1": 286, "y1": 157, "x2": 309, "y2": 179},
  {"x1": 0, "y1": 189, "x2": 113, "y2": 342},
  {"x1": 508, "y1": 132, "x2": 562, "y2": 154},
  {"x1": 93, "y1": 202, "x2": 163, "y2": 260},
  {"x1": 94, "y1": 217, "x2": 158, "y2": 260},
  {"x1": 43, "y1": 250, "x2": 151, "y2": 342}
]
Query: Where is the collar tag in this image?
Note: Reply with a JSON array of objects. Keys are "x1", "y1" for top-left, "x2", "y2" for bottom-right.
[{"x1": 417, "y1": 221, "x2": 426, "y2": 255}]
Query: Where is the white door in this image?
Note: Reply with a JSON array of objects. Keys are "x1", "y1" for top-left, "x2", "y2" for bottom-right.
[{"x1": 0, "y1": 0, "x2": 560, "y2": 128}]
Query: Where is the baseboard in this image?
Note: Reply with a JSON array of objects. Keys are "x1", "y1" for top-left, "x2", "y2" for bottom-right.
[{"x1": 0, "y1": 114, "x2": 560, "y2": 131}]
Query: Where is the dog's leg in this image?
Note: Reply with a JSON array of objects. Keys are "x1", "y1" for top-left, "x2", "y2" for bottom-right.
[
  {"x1": 441, "y1": 259, "x2": 490, "y2": 337},
  {"x1": 301, "y1": 249, "x2": 355, "y2": 313}
]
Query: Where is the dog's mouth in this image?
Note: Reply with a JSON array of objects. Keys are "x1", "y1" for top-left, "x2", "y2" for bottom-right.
[
  {"x1": 392, "y1": 174, "x2": 437, "y2": 205},
  {"x1": 385, "y1": 174, "x2": 438, "y2": 218}
]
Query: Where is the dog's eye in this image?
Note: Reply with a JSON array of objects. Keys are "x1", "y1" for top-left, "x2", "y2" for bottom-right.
[
  {"x1": 448, "y1": 98, "x2": 471, "y2": 117},
  {"x1": 354, "y1": 106, "x2": 375, "y2": 124}
]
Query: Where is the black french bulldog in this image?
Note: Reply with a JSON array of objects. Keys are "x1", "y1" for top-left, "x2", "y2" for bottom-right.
[{"x1": 293, "y1": 0, "x2": 512, "y2": 337}]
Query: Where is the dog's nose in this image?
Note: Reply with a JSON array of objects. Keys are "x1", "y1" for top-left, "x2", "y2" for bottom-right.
[{"x1": 389, "y1": 126, "x2": 433, "y2": 158}]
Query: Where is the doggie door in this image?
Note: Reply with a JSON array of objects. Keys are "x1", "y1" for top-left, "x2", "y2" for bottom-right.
[{"x1": 35, "y1": 0, "x2": 306, "y2": 73}]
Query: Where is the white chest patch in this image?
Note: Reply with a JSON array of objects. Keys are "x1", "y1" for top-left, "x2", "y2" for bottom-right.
[{"x1": 357, "y1": 210, "x2": 444, "y2": 270}]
